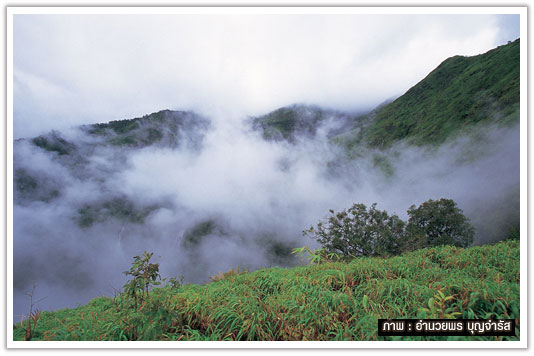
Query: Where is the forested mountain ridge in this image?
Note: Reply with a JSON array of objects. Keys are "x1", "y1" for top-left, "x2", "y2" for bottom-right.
[{"x1": 251, "y1": 39, "x2": 520, "y2": 150}]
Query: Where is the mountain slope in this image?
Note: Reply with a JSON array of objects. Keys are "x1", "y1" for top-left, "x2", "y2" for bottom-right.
[
  {"x1": 361, "y1": 39, "x2": 520, "y2": 148},
  {"x1": 14, "y1": 109, "x2": 211, "y2": 225},
  {"x1": 250, "y1": 104, "x2": 359, "y2": 143},
  {"x1": 82, "y1": 109, "x2": 210, "y2": 149},
  {"x1": 252, "y1": 39, "x2": 520, "y2": 150}
]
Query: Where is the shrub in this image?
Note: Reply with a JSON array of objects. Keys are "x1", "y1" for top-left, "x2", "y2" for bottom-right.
[
  {"x1": 122, "y1": 252, "x2": 162, "y2": 310},
  {"x1": 404, "y1": 198, "x2": 475, "y2": 250},
  {"x1": 305, "y1": 198, "x2": 475, "y2": 259},
  {"x1": 303, "y1": 203, "x2": 405, "y2": 258}
]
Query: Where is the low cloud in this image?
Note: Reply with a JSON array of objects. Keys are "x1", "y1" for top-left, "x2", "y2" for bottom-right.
[{"x1": 12, "y1": 112, "x2": 519, "y2": 320}]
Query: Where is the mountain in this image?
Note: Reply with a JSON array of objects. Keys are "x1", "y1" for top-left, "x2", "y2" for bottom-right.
[
  {"x1": 251, "y1": 39, "x2": 520, "y2": 150},
  {"x1": 354, "y1": 39, "x2": 520, "y2": 148},
  {"x1": 15, "y1": 109, "x2": 209, "y2": 180},
  {"x1": 14, "y1": 110, "x2": 211, "y2": 224},
  {"x1": 81, "y1": 109, "x2": 210, "y2": 149},
  {"x1": 250, "y1": 104, "x2": 360, "y2": 143}
]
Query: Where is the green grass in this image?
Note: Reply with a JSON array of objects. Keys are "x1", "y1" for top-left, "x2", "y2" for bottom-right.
[{"x1": 14, "y1": 239, "x2": 520, "y2": 341}]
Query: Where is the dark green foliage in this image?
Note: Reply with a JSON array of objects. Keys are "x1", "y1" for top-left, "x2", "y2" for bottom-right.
[
  {"x1": 84, "y1": 109, "x2": 210, "y2": 150},
  {"x1": 14, "y1": 169, "x2": 38, "y2": 194},
  {"x1": 76, "y1": 197, "x2": 154, "y2": 228},
  {"x1": 405, "y1": 198, "x2": 475, "y2": 250},
  {"x1": 507, "y1": 226, "x2": 520, "y2": 241},
  {"x1": 144, "y1": 128, "x2": 163, "y2": 144},
  {"x1": 14, "y1": 169, "x2": 60, "y2": 203},
  {"x1": 108, "y1": 252, "x2": 165, "y2": 340},
  {"x1": 109, "y1": 135, "x2": 137, "y2": 147},
  {"x1": 32, "y1": 133, "x2": 76, "y2": 155},
  {"x1": 252, "y1": 104, "x2": 353, "y2": 143},
  {"x1": 77, "y1": 205, "x2": 100, "y2": 228},
  {"x1": 268, "y1": 240, "x2": 294, "y2": 259},
  {"x1": 13, "y1": 240, "x2": 520, "y2": 341},
  {"x1": 92, "y1": 119, "x2": 139, "y2": 135},
  {"x1": 307, "y1": 199, "x2": 474, "y2": 258},
  {"x1": 182, "y1": 220, "x2": 225, "y2": 247},
  {"x1": 167, "y1": 276, "x2": 184, "y2": 289},
  {"x1": 122, "y1": 252, "x2": 162, "y2": 310},
  {"x1": 106, "y1": 127, "x2": 162, "y2": 147},
  {"x1": 254, "y1": 106, "x2": 300, "y2": 141},
  {"x1": 350, "y1": 39, "x2": 520, "y2": 148},
  {"x1": 291, "y1": 245, "x2": 342, "y2": 265},
  {"x1": 304, "y1": 203, "x2": 405, "y2": 258},
  {"x1": 372, "y1": 154, "x2": 394, "y2": 177}
]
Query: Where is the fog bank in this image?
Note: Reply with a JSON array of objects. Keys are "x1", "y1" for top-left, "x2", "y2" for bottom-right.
[{"x1": 13, "y1": 114, "x2": 519, "y2": 322}]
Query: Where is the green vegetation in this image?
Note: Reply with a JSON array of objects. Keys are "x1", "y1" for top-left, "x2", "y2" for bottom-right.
[
  {"x1": 254, "y1": 106, "x2": 301, "y2": 141},
  {"x1": 122, "y1": 252, "x2": 163, "y2": 310},
  {"x1": 144, "y1": 128, "x2": 164, "y2": 145},
  {"x1": 251, "y1": 105, "x2": 345, "y2": 142},
  {"x1": 91, "y1": 116, "x2": 164, "y2": 147},
  {"x1": 210, "y1": 266, "x2": 249, "y2": 283},
  {"x1": 253, "y1": 40, "x2": 519, "y2": 153},
  {"x1": 372, "y1": 154, "x2": 395, "y2": 177},
  {"x1": 84, "y1": 109, "x2": 208, "y2": 149},
  {"x1": 108, "y1": 135, "x2": 138, "y2": 147},
  {"x1": 304, "y1": 203, "x2": 405, "y2": 258},
  {"x1": 361, "y1": 39, "x2": 520, "y2": 148},
  {"x1": 304, "y1": 199, "x2": 474, "y2": 259},
  {"x1": 77, "y1": 197, "x2": 154, "y2": 228},
  {"x1": 32, "y1": 133, "x2": 76, "y2": 155},
  {"x1": 90, "y1": 119, "x2": 140, "y2": 135},
  {"x1": 14, "y1": 168, "x2": 60, "y2": 203},
  {"x1": 13, "y1": 239, "x2": 519, "y2": 341},
  {"x1": 405, "y1": 199, "x2": 475, "y2": 250},
  {"x1": 14, "y1": 169, "x2": 38, "y2": 194},
  {"x1": 182, "y1": 220, "x2": 224, "y2": 247}
]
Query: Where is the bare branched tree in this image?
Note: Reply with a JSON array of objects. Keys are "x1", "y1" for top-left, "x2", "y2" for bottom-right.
[{"x1": 24, "y1": 281, "x2": 47, "y2": 341}]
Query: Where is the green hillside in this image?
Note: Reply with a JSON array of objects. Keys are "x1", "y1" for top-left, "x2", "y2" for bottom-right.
[
  {"x1": 251, "y1": 40, "x2": 519, "y2": 151},
  {"x1": 13, "y1": 239, "x2": 519, "y2": 341},
  {"x1": 362, "y1": 39, "x2": 520, "y2": 148},
  {"x1": 85, "y1": 109, "x2": 211, "y2": 148},
  {"x1": 250, "y1": 104, "x2": 356, "y2": 143}
]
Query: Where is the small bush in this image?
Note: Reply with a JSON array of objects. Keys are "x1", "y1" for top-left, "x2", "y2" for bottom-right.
[{"x1": 122, "y1": 252, "x2": 162, "y2": 310}]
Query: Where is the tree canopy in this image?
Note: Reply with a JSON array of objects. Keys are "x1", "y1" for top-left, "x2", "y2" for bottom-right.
[{"x1": 305, "y1": 198, "x2": 475, "y2": 258}]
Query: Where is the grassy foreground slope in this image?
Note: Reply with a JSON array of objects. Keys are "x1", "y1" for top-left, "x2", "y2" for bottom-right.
[{"x1": 14, "y1": 240, "x2": 519, "y2": 341}]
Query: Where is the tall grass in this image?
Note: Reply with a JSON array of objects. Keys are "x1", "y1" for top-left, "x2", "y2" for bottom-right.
[{"x1": 13, "y1": 240, "x2": 520, "y2": 341}]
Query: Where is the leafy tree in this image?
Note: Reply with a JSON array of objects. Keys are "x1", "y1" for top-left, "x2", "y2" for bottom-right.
[
  {"x1": 404, "y1": 198, "x2": 474, "y2": 250},
  {"x1": 303, "y1": 203, "x2": 405, "y2": 258},
  {"x1": 122, "y1": 251, "x2": 162, "y2": 309}
]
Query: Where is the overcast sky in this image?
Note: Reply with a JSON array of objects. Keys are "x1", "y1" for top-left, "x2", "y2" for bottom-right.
[{"x1": 13, "y1": 12, "x2": 519, "y2": 138}]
